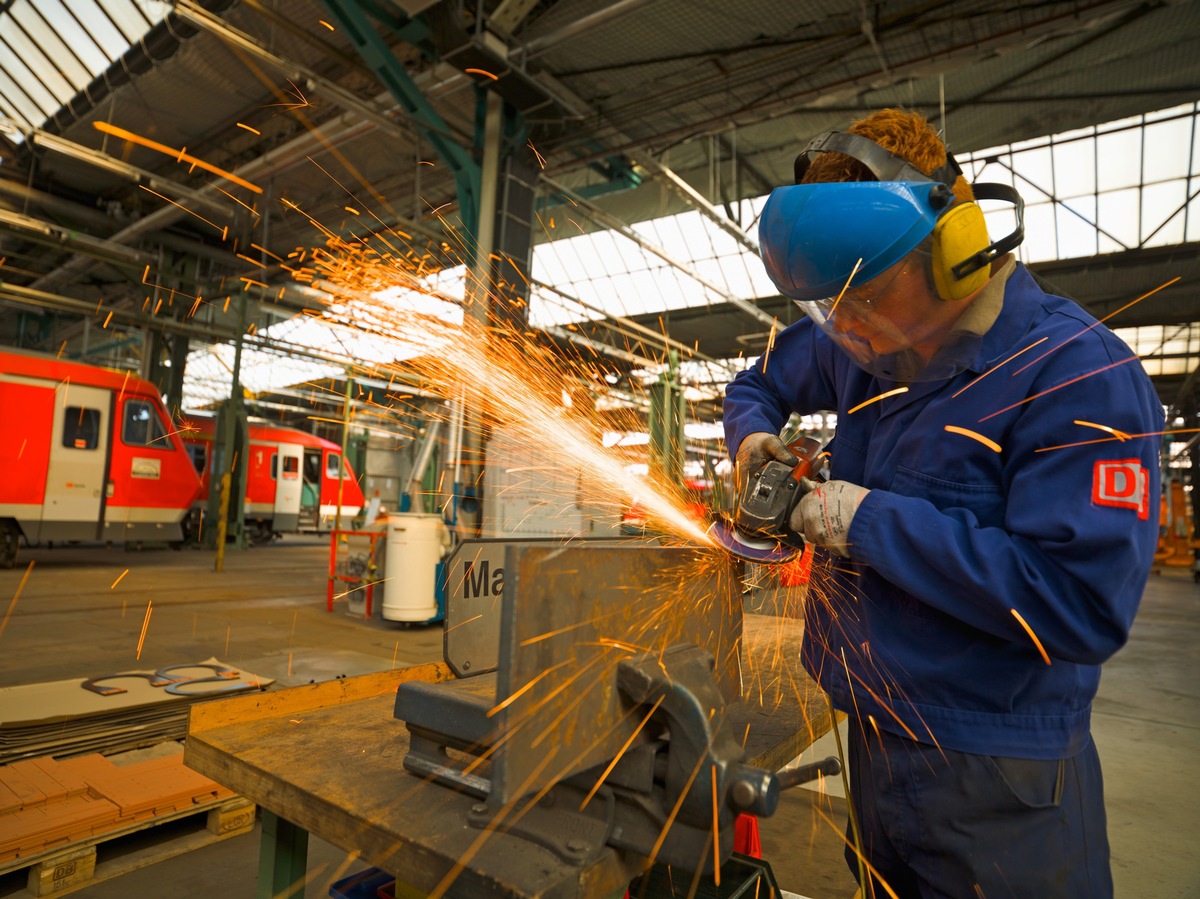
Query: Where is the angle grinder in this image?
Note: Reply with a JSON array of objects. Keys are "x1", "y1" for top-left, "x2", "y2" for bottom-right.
[{"x1": 710, "y1": 436, "x2": 825, "y2": 563}]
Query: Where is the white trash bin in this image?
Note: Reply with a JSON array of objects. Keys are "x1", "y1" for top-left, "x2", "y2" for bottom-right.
[{"x1": 382, "y1": 513, "x2": 448, "y2": 622}]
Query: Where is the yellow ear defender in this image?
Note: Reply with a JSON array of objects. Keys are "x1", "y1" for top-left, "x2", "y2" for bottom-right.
[{"x1": 930, "y1": 200, "x2": 991, "y2": 300}]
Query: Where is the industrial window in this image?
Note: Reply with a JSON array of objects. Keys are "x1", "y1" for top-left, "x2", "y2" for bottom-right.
[
  {"x1": 270, "y1": 452, "x2": 278, "y2": 480},
  {"x1": 122, "y1": 399, "x2": 170, "y2": 447},
  {"x1": 63, "y1": 406, "x2": 100, "y2": 449},
  {"x1": 326, "y1": 454, "x2": 342, "y2": 479}
]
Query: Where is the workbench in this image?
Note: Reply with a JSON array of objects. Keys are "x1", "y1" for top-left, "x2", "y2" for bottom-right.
[{"x1": 185, "y1": 613, "x2": 830, "y2": 899}]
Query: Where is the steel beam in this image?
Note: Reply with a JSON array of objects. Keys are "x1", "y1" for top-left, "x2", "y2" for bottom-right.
[{"x1": 320, "y1": 0, "x2": 482, "y2": 234}]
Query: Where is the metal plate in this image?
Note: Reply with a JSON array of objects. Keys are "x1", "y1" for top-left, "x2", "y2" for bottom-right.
[
  {"x1": 489, "y1": 541, "x2": 742, "y2": 806},
  {"x1": 444, "y1": 538, "x2": 628, "y2": 677}
]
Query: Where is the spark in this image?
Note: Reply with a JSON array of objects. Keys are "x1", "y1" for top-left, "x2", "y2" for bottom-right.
[
  {"x1": 1012, "y1": 276, "x2": 1181, "y2": 378},
  {"x1": 135, "y1": 600, "x2": 153, "y2": 660},
  {"x1": 318, "y1": 19, "x2": 334, "y2": 30},
  {"x1": 1010, "y1": 608, "x2": 1051, "y2": 665},
  {"x1": 110, "y1": 569, "x2": 129, "y2": 590},
  {"x1": 139, "y1": 185, "x2": 225, "y2": 232},
  {"x1": 236, "y1": 122, "x2": 261, "y2": 135},
  {"x1": 648, "y1": 750, "x2": 709, "y2": 866},
  {"x1": 978, "y1": 356, "x2": 1139, "y2": 423},
  {"x1": 465, "y1": 68, "x2": 499, "y2": 80},
  {"x1": 102, "y1": 311, "x2": 113, "y2": 328},
  {"x1": 578, "y1": 694, "x2": 663, "y2": 810},
  {"x1": 527, "y1": 141, "x2": 547, "y2": 169},
  {"x1": 943, "y1": 425, "x2": 1001, "y2": 453},
  {"x1": 847, "y1": 387, "x2": 908, "y2": 414},
  {"x1": 761, "y1": 321, "x2": 778, "y2": 372},
  {"x1": 235, "y1": 252, "x2": 266, "y2": 268},
  {"x1": 829, "y1": 258, "x2": 864, "y2": 315},
  {"x1": 0, "y1": 561, "x2": 34, "y2": 641},
  {"x1": 486, "y1": 659, "x2": 573, "y2": 718},
  {"x1": 951, "y1": 337, "x2": 1047, "y2": 398},
  {"x1": 1074, "y1": 420, "x2": 1131, "y2": 441},
  {"x1": 1036, "y1": 425, "x2": 1200, "y2": 453},
  {"x1": 93, "y1": 121, "x2": 262, "y2": 194},
  {"x1": 268, "y1": 79, "x2": 311, "y2": 113}
]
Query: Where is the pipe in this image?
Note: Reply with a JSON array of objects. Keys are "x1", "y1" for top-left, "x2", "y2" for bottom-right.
[{"x1": 406, "y1": 419, "x2": 444, "y2": 513}]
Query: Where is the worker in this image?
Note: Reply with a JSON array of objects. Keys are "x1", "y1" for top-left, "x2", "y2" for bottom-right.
[{"x1": 723, "y1": 109, "x2": 1162, "y2": 898}]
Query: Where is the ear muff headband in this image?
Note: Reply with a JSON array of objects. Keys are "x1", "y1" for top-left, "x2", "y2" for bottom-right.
[
  {"x1": 793, "y1": 131, "x2": 1024, "y2": 300},
  {"x1": 794, "y1": 131, "x2": 963, "y2": 188}
]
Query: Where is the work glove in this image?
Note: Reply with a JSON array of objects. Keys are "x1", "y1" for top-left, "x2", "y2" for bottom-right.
[
  {"x1": 792, "y1": 479, "x2": 869, "y2": 558},
  {"x1": 734, "y1": 432, "x2": 799, "y2": 479}
]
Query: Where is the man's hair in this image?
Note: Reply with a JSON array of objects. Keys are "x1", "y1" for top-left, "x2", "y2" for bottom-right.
[{"x1": 801, "y1": 108, "x2": 975, "y2": 204}]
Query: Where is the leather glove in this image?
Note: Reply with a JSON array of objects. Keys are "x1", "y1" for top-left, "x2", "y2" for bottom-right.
[
  {"x1": 734, "y1": 432, "x2": 799, "y2": 479},
  {"x1": 792, "y1": 478, "x2": 869, "y2": 558}
]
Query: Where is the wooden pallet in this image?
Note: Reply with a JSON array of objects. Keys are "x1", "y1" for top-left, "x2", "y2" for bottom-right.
[
  {"x1": 1, "y1": 795, "x2": 255, "y2": 896},
  {"x1": 0, "y1": 749, "x2": 255, "y2": 896}
]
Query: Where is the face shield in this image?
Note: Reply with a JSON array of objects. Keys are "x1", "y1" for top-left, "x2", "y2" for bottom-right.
[{"x1": 759, "y1": 181, "x2": 983, "y2": 382}]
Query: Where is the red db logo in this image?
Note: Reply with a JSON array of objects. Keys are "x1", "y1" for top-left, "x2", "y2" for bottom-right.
[{"x1": 1092, "y1": 460, "x2": 1149, "y2": 520}]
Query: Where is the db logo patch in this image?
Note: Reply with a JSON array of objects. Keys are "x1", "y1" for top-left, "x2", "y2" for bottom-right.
[{"x1": 1092, "y1": 460, "x2": 1149, "y2": 520}]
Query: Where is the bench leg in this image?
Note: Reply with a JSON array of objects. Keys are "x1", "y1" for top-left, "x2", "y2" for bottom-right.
[{"x1": 257, "y1": 809, "x2": 309, "y2": 899}]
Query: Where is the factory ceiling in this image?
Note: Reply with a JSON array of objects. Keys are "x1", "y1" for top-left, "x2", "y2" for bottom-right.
[{"x1": 0, "y1": 0, "x2": 1198, "y2": 421}]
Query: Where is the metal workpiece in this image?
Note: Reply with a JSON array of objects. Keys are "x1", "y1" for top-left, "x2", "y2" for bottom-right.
[{"x1": 489, "y1": 541, "x2": 743, "y2": 806}]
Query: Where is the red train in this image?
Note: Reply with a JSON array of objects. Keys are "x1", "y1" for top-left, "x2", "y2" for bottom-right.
[
  {"x1": 0, "y1": 349, "x2": 203, "y2": 567},
  {"x1": 180, "y1": 415, "x2": 365, "y2": 545}
]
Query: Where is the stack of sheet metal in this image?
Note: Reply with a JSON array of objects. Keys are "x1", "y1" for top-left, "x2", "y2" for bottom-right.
[{"x1": 0, "y1": 659, "x2": 271, "y2": 764}]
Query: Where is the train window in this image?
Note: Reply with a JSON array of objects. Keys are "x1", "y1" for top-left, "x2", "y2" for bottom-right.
[
  {"x1": 187, "y1": 443, "x2": 207, "y2": 474},
  {"x1": 270, "y1": 454, "x2": 299, "y2": 479},
  {"x1": 122, "y1": 399, "x2": 171, "y2": 447},
  {"x1": 63, "y1": 406, "x2": 100, "y2": 449},
  {"x1": 326, "y1": 454, "x2": 342, "y2": 479}
]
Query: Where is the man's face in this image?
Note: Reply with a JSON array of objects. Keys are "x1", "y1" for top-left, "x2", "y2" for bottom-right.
[{"x1": 816, "y1": 255, "x2": 964, "y2": 362}]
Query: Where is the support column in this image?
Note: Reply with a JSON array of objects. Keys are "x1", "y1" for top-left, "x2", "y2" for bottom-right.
[
  {"x1": 649, "y1": 350, "x2": 686, "y2": 487},
  {"x1": 205, "y1": 291, "x2": 248, "y2": 553}
]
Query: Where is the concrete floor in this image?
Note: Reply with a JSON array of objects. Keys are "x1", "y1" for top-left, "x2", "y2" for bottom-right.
[{"x1": 0, "y1": 539, "x2": 1196, "y2": 898}]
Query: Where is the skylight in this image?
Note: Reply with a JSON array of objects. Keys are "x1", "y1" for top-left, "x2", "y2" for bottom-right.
[{"x1": 0, "y1": 0, "x2": 169, "y2": 139}]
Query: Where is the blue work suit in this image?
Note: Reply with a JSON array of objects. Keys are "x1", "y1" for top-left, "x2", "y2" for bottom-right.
[{"x1": 724, "y1": 263, "x2": 1162, "y2": 897}]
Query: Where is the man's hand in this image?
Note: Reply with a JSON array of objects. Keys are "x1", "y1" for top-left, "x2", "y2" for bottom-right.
[
  {"x1": 734, "y1": 432, "x2": 799, "y2": 477},
  {"x1": 792, "y1": 479, "x2": 869, "y2": 558}
]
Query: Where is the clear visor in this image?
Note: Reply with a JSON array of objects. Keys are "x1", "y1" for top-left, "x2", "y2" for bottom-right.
[{"x1": 796, "y1": 252, "x2": 985, "y2": 382}]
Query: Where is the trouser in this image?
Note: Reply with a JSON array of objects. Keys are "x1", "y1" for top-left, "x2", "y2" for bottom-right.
[{"x1": 844, "y1": 718, "x2": 1113, "y2": 899}]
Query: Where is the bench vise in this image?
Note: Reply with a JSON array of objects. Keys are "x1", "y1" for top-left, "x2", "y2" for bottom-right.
[{"x1": 396, "y1": 642, "x2": 839, "y2": 874}]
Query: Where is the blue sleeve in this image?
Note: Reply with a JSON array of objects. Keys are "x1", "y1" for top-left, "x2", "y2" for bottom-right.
[
  {"x1": 723, "y1": 319, "x2": 840, "y2": 456},
  {"x1": 849, "y1": 341, "x2": 1163, "y2": 666}
]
